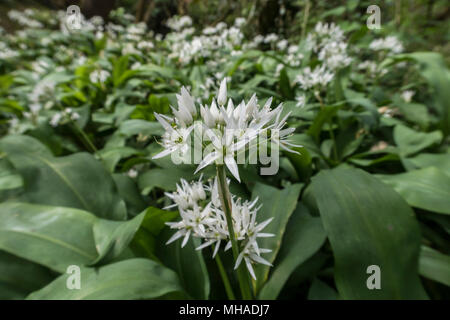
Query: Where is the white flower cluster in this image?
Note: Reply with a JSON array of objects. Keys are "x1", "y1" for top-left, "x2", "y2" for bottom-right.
[
  {"x1": 401, "y1": 90, "x2": 415, "y2": 103},
  {"x1": 50, "y1": 108, "x2": 80, "y2": 127},
  {"x1": 369, "y1": 36, "x2": 403, "y2": 55},
  {"x1": 165, "y1": 16, "x2": 246, "y2": 65},
  {"x1": 27, "y1": 80, "x2": 56, "y2": 117},
  {"x1": 165, "y1": 177, "x2": 273, "y2": 280},
  {"x1": 8, "y1": 9, "x2": 44, "y2": 29},
  {"x1": 295, "y1": 65, "x2": 334, "y2": 90},
  {"x1": 295, "y1": 22, "x2": 351, "y2": 91},
  {"x1": 307, "y1": 22, "x2": 352, "y2": 70},
  {"x1": 0, "y1": 42, "x2": 18, "y2": 60},
  {"x1": 153, "y1": 79, "x2": 300, "y2": 182},
  {"x1": 357, "y1": 61, "x2": 388, "y2": 78},
  {"x1": 166, "y1": 15, "x2": 193, "y2": 31},
  {"x1": 89, "y1": 69, "x2": 111, "y2": 84}
]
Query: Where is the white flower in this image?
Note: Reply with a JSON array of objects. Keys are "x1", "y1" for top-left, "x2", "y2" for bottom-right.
[
  {"x1": 217, "y1": 78, "x2": 227, "y2": 106},
  {"x1": 369, "y1": 36, "x2": 403, "y2": 55},
  {"x1": 295, "y1": 94, "x2": 306, "y2": 108},
  {"x1": 401, "y1": 90, "x2": 415, "y2": 103},
  {"x1": 235, "y1": 242, "x2": 272, "y2": 280},
  {"x1": 234, "y1": 17, "x2": 246, "y2": 28},
  {"x1": 295, "y1": 65, "x2": 334, "y2": 90},
  {"x1": 276, "y1": 39, "x2": 289, "y2": 51},
  {"x1": 50, "y1": 113, "x2": 62, "y2": 127},
  {"x1": 264, "y1": 33, "x2": 278, "y2": 43},
  {"x1": 90, "y1": 69, "x2": 110, "y2": 83},
  {"x1": 165, "y1": 176, "x2": 274, "y2": 278},
  {"x1": 153, "y1": 79, "x2": 298, "y2": 182},
  {"x1": 127, "y1": 169, "x2": 138, "y2": 179},
  {"x1": 152, "y1": 118, "x2": 194, "y2": 160}
]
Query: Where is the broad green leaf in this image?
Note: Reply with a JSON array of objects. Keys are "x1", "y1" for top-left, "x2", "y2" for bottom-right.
[
  {"x1": 309, "y1": 167, "x2": 428, "y2": 299},
  {"x1": 98, "y1": 146, "x2": 141, "y2": 172},
  {"x1": 90, "y1": 212, "x2": 146, "y2": 265},
  {"x1": 0, "y1": 202, "x2": 98, "y2": 273},
  {"x1": 130, "y1": 207, "x2": 178, "y2": 261},
  {"x1": 307, "y1": 105, "x2": 340, "y2": 141},
  {"x1": 138, "y1": 167, "x2": 194, "y2": 194},
  {"x1": 251, "y1": 183, "x2": 303, "y2": 290},
  {"x1": 0, "y1": 159, "x2": 23, "y2": 190},
  {"x1": 395, "y1": 100, "x2": 430, "y2": 128},
  {"x1": 402, "y1": 152, "x2": 450, "y2": 176},
  {"x1": 112, "y1": 174, "x2": 147, "y2": 217},
  {"x1": 307, "y1": 278, "x2": 339, "y2": 300},
  {"x1": 0, "y1": 135, "x2": 126, "y2": 220},
  {"x1": 383, "y1": 52, "x2": 450, "y2": 135},
  {"x1": 394, "y1": 124, "x2": 442, "y2": 157},
  {"x1": 0, "y1": 250, "x2": 55, "y2": 300},
  {"x1": 27, "y1": 258, "x2": 184, "y2": 300},
  {"x1": 117, "y1": 119, "x2": 163, "y2": 137},
  {"x1": 157, "y1": 229, "x2": 210, "y2": 299},
  {"x1": 258, "y1": 204, "x2": 326, "y2": 299},
  {"x1": 419, "y1": 246, "x2": 450, "y2": 286},
  {"x1": 377, "y1": 167, "x2": 450, "y2": 215},
  {"x1": 0, "y1": 202, "x2": 149, "y2": 273}
]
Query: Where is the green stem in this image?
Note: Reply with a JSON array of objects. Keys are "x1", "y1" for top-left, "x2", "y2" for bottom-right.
[
  {"x1": 301, "y1": 0, "x2": 311, "y2": 40},
  {"x1": 315, "y1": 91, "x2": 338, "y2": 162},
  {"x1": 216, "y1": 165, "x2": 253, "y2": 300},
  {"x1": 71, "y1": 121, "x2": 98, "y2": 154},
  {"x1": 214, "y1": 251, "x2": 236, "y2": 300},
  {"x1": 54, "y1": 103, "x2": 98, "y2": 154}
]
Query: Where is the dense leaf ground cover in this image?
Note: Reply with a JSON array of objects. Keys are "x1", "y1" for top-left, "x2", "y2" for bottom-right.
[{"x1": 0, "y1": 2, "x2": 449, "y2": 300}]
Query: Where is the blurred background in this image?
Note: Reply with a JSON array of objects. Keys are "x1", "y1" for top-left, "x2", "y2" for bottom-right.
[{"x1": 1, "y1": 0, "x2": 449, "y2": 61}]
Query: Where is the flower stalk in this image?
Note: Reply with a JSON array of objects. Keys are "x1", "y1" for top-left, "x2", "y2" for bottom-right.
[
  {"x1": 216, "y1": 165, "x2": 253, "y2": 300},
  {"x1": 214, "y1": 251, "x2": 236, "y2": 300}
]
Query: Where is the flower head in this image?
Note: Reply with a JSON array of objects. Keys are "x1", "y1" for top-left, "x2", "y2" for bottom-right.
[
  {"x1": 164, "y1": 176, "x2": 273, "y2": 279},
  {"x1": 153, "y1": 79, "x2": 300, "y2": 182}
]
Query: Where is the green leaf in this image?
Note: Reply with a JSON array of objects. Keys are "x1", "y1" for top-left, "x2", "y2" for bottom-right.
[
  {"x1": 402, "y1": 152, "x2": 450, "y2": 176},
  {"x1": 258, "y1": 204, "x2": 326, "y2": 299},
  {"x1": 307, "y1": 106, "x2": 340, "y2": 142},
  {"x1": 117, "y1": 120, "x2": 163, "y2": 137},
  {"x1": 90, "y1": 212, "x2": 146, "y2": 265},
  {"x1": 377, "y1": 167, "x2": 450, "y2": 215},
  {"x1": 0, "y1": 250, "x2": 55, "y2": 300},
  {"x1": 0, "y1": 202, "x2": 98, "y2": 273},
  {"x1": 307, "y1": 278, "x2": 339, "y2": 300},
  {"x1": 419, "y1": 246, "x2": 450, "y2": 286},
  {"x1": 309, "y1": 166, "x2": 428, "y2": 299},
  {"x1": 112, "y1": 174, "x2": 147, "y2": 217},
  {"x1": 138, "y1": 167, "x2": 194, "y2": 195},
  {"x1": 394, "y1": 125, "x2": 442, "y2": 157},
  {"x1": 157, "y1": 229, "x2": 210, "y2": 299},
  {"x1": 384, "y1": 52, "x2": 450, "y2": 135},
  {"x1": 0, "y1": 159, "x2": 23, "y2": 190},
  {"x1": 98, "y1": 146, "x2": 141, "y2": 172},
  {"x1": 0, "y1": 135, "x2": 126, "y2": 220},
  {"x1": 27, "y1": 258, "x2": 184, "y2": 300},
  {"x1": 251, "y1": 183, "x2": 303, "y2": 290}
]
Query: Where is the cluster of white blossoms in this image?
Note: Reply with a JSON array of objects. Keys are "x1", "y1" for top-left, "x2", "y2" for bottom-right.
[
  {"x1": 295, "y1": 65, "x2": 334, "y2": 90},
  {"x1": 165, "y1": 177, "x2": 273, "y2": 280},
  {"x1": 369, "y1": 36, "x2": 403, "y2": 55},
  {"x1": 401, "y1": 90, "x2": 415, "y2": 103},
  {"x1": 89, "y1": 69, "x2": 111, "y2": 84},
  {"x1": 165, "y1": 16, "x2": 246, "y2": 66},
  {"x1": 295, "y1": 22, "x2": 351, "y2": 91},
  {"x1": 152, "y1": 78, "x2": 300, "y2": 182},
  {"x1": 8, "y1": 9, "x2": 44, "y2": 29},
  {"x1": 50, "y1": 108, "x2": 80, "y2": 127},
  {"x1": 307, "y1": 22, "x2": 352, "y2": 70},
  {"x1": 28, "y1": 80, "x2": 56, "y2": 114}
]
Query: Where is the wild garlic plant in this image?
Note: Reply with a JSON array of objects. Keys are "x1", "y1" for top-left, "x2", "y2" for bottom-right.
[{"x1": 153, "y1": 79, "x2": 299, "y2": 299}]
